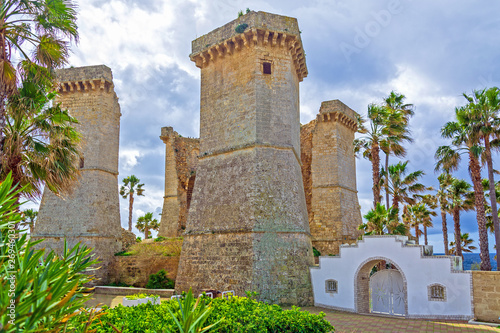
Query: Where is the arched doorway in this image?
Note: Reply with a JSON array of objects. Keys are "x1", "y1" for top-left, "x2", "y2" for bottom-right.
[{"x1": 354, "y1": 257, "x2": 408, "y2": 316}]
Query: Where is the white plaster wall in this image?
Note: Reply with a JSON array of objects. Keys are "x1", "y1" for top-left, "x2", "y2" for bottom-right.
[{"x1": 310, "y1": 236, "x2": 473, "y2": 319}]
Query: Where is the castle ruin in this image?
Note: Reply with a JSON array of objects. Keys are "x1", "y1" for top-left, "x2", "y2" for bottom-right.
[
  {"x1": 174, "y1": 11, "x2": 314, "y2": 305},
  {"x1": 32, "y1": 65, "x2": 123, "y2": 283}
]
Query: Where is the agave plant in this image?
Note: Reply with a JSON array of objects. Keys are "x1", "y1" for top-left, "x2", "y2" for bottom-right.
[{"x1": 167, "y1": 288, "x2": 222, "y2": 333}]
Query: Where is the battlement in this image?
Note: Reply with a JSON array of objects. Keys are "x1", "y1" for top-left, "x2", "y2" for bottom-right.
[
  {"x1": 316, "y1": 100, "x2": 358, "y2": 131},
  {"x1": 190, "y1": 11, "x2": 307, "y2": 80},
  {"x1": 56, "y1": 65, "x2": 114, "y2": 94}
]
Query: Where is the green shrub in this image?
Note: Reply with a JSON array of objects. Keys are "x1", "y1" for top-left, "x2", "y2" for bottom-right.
[
  {"x1": 125, "y1": 293, "x2": 158, "y2": 301},
  {"x1": 107, "y1": 281, "x2": 131, "y2": 287},
  {"x1": 136, "y1": 236, "x2": 142, "y2": 243},
  {"x1": 155, "y1": 236, "x2": 167, "y2": 242},
  {"x1": 114, "y1": 250, "x2": 134, "y2": 256},
  {"x1": 313, "y1": 247, "x2": 321, "y2": 257},
  {"x1": 69, "y1": 295, "x2": 334, "y2": 332},
  {"x1": 0, "y1": 173, "x2": 100, "y2": 332},
  {"x1": 146, "y1": 269, "x2": 175, "y2": 289}
]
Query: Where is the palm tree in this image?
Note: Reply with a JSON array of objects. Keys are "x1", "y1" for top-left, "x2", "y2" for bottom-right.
[
  {"x1": 381, "y1": 91, "x2": 414, "y2": 209},
  {"x1": 354, "y1": 104, "x2": 408, "y2": 208},
  {"x1": 463, "y1": 87, "x2": 500, "y2": 270},
  {"x1": 484, "y1": 179, "x2": 500, "y2": 234},
  {"x1": 136, "y1": 212, "x2": 159, "y2": 239},
  {"x1": 0, "y1": 75, "x2": 81, "y2": 199},
  {"x1": 443, "y1": 178, "x2": 474, "y2": 259},
  {"x1": 436, "y1": 107, "x2": 492, "y2": 270},
  {"x1": 120, "y1": 175, "x2": 145, "y2": 231},
  {"x1": 450, "y1": 233, "x2": 478, "y2": 259},
  {"x1": 20, "y1": 208, "x2": 37, "y2": 233},
  {"x1": 0, "y1": 0, "x2": 79, "y2": 138},
  {"x1": 403, "y1": 202, "x2": 435, "y2": 245},
  {"x1": 419, "y1": 194, "x2": 438, "y2": 246},
  {"x1": 436, "y1": 173, "x2": 454, "y2": 254},
  {"x1": 380, "y1": 161, "x2": 427, "y2": 211},
  {"x1": 359, "y1": 203, "x2": 407, "y2": 236}
]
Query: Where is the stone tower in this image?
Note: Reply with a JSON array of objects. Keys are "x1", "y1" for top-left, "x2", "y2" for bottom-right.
[
  {"x1": 175, "y1": 11, "x2": 314, "y2": 305},
  {"x1": 32, "y1": 65, "x2": 122, "y2": 283},
  {"x1": 159, "y1": 126, "x2": 199, "y2": 237},
  {"x1": 308, "y1": 100, "x2": 362, "y2": 255}
]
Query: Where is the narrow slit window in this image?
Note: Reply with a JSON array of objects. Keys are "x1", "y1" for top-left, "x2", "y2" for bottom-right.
[{"x1": 263, "y1": 62, "x2": 272, "y2": 75}]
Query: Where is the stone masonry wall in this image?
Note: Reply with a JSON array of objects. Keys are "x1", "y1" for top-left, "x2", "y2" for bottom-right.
[
  {"x1": 175, "y1": 11, "x2": 314, "y2": 306},
  {"x1": 109, "y1": 255, "x2": 180, "y2": 288},
  {"x1": 33, "y1": 65, "x2": 122, "y2": 284},
  {"x1": 472, "y1": 271, "x2": 500, "y2": 323}
]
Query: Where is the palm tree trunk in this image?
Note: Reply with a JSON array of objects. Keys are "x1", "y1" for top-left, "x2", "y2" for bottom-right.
[
  {"x1": 441, "y1": 211, "x2": 449, "y2": 255},
  {"x1": 145, "y1": 226, "x2": 149, "y2": 239},
  {"x1": 371, "y1": 142, "x2": 381, "y2": 208},
  {"x1": 484, "y1": 137, "x2": 500, "y2": 270},
  {"x1": 392, "y1": 197, "x2": 399, "y2": 212},
  {"x1": 385, "y1": 152, "x2": 390, "y2": 210},
  {"x1": 469, "y1": 154, "x2": 491, "y2": 271},
  {"x1": 453, "y1": 208, "x2": 462, "y2": 259},
  {"x1": 414, "y1": 225, "x2": 419, "y2": 245},
  {"x1": 424, "y1": 225, "x2": 428, "y2": 245},
  {"x1": 128, "y1": 193, "x2": 134, "y2": 232}
]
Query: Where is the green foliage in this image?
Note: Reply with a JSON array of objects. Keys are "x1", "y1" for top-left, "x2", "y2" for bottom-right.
[
  {"x1": 146, "y1": 269, "x2": 175, "y2": 289},
  {"x1": 107, "y1": 281, "x2": 131, "y2": 287},
  {"x1": 136, "y1": 236, "x2": 142, "y2": 242},
  {"x1": 114, "y1": 250, "x2": 134, "y2": 256},
  {"x1": 69, "y1": 295, "x2": 334, "y2": 332},
  {"x1": 235, "y1": 24, "x2": 248, "y2": 33},
  {"x1": 246, "y1": 8, "x2": 251, "y2": 13},
  {"x1": 136, "y1": 212, "x2": 160, "y2": 239},
  {"x1": 0, "y1": 173, "x2": 100, "y2": 332},
  {"x1": 155, "y1": 236, "x2": 167, "y2": 242},
  {"x1": 237, "y1": 10, "x2": 244, "y2": 17},
  {"x1": 313, "y1": 247, "x2": 321, "y2": 257},
  {"x1": 125, "y1": 293, "x2": 158, "y2": 301},
  {"x1": 359, "y1": 203, "x2": 407, "y2": 236}
]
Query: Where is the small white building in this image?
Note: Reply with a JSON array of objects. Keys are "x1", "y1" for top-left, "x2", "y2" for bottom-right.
[{"x1": 310, "y1": 235, "x2": 473, "y2": 320}]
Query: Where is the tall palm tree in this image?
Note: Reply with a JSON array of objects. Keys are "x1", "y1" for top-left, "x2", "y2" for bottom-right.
[
  {"x1": 381, "y1": 91, "x2": 414, "y2": 209},
  {"x1": 354, "y1": 104, "x2": 408, "y2": 208},
  {"x1": 436, "y1": 107, "x2": 492, "y2": 270},
  {"x1": 120, "y1": 175, "x2": 145, "y2": 231},
  {"x1": 136, "y1": 212, "x2": 159, "y2": 239},
  {"x1": 463, "y1": 87, "x2": 500, "y2": 270},
  {"x1": 483, "y1": 179, "x2": 500, "y2": 234},
  {"x1": 419, "y1": 194, "x2": 438, "y2": 246},
  {"x1": 403, "y1": 202, "x2": 435, "y2": 245},
  {"x1": 0, "y1": 0, "x2": 79, "y2": 138},
  {"x1": 380, "y1": 161, "x2": 427, "y2": 211},
  {"x1": 0, "y1": 75, "x2": 81, "y2": 199},
  {"x1": 20, "y1": 208, "x2": 37, "y2": 233},
  {"x1": 359, "y1": 203, "x2": 407, "y2": 236},
  {"x1": 436, "y1": 173, "x2": 454, "y2": 254},
  {"x1": 443, "y1": 178, "x2": 474, "y2": 259},
  {"x1": 450, "y1": 233, "x2": 478, "y2": 259}
]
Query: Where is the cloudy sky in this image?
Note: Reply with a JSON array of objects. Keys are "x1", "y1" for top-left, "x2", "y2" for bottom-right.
[{"x1": 36, "y1": 0, "x2": 500, "y2": 254}]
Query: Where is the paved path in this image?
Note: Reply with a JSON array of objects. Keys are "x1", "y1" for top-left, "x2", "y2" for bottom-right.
[{"x1": 303, "y1": 307, "x2": 500, "y2": 333}]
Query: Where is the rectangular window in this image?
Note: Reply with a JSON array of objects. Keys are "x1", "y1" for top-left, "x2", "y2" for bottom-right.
[
  {"x1": 325, "y1": 280, "x2": 338, "y2": 293},
  {"x1": 263, "y1": 62, "x2": 271, "y2": 75}
]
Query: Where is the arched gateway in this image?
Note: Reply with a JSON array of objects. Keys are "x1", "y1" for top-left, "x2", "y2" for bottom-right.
[{"x1": 310, "y1": 235, "x2": 473, "y2": 320}]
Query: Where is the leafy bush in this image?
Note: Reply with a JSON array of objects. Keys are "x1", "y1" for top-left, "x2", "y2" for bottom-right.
[
  {"x1": 155, "y1": 236, "x2": 167, "y2": 242},
  {"x1": 136, "y1": 237, "x2": 142, "y2": 243},
  {"x1": 235, "y1": 23, "x2": 248, "y2": 33},
  {"x1": 0, "y1": 173, "x2": 100, "y2": 332},
  {"x1": 313, "y1": 247, "x2": 321, "y2": 257},
  {"x1": 146, "y1": 269, "x2": 175, "y2": 289},
  {"x1": 107, "y1": 281, "x2": 131, "y2": 287},
  {"x1": 125, "y1": 293, "x2": 158, "y2": 301},
  {"x1": 69, "y1": 295, "x2": 334, "y2": 332},
  {"x1": 114, "y1": 250, "x2": 134, "y2": 256}
]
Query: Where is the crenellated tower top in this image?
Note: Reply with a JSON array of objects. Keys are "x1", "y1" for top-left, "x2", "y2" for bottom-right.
[
  {"x1": 316, "y1": 100, "x2": 358, "y2": 132},
  {"x1": 190, "y1": 11, "x2": 308, "y2": 81}
]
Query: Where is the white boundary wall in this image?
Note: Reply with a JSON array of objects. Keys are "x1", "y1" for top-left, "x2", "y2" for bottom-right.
[{"x1": 310, "y1": 235, "x2": 473, "y2": 320}]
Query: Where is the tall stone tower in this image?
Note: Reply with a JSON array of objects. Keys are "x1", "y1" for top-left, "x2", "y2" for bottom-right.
[
  {"x1": 159, "y1": 126, "x2": 199, "y2": 237},
  {"x1": 309, "y1": 100, "x2": 362, "y2": 255},
  {"x1": 32, "y1": 65, "x2": 122, "y2": 283},
  {"x1": 175, "y1": 11, "x2": 314, "y2": 305}
]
